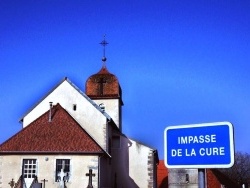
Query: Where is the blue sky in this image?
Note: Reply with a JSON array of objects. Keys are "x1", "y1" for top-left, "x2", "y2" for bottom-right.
[{"x1": 1, "y1": 0, "x2": 250, "y2": 159}]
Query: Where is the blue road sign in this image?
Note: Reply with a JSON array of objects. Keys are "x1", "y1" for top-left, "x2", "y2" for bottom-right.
[{"x1": 164, "y1": 122, "x2": 234, "y2": 168}]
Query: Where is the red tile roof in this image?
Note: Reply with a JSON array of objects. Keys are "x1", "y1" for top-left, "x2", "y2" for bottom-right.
[
  {"x1": 85, "y1": 66, "x2": 122, "y2": 100},
  {"x1": 157, "y1": 160, "x2": 168, "y2": 188},
  {"x1": 206, "y1": 169, "x2": 223, "y2": 188},
  {"x1": 0, "y1": 104, "x2": 103, "y2": 154}
]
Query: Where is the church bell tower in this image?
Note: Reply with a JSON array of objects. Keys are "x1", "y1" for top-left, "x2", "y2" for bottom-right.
[{"x1": 85, "y1": 37, "x2": 123, "y2": 130}]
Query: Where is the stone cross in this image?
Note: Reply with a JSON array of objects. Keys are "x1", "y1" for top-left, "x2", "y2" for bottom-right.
[
  {"x1": 8, "y1": 179, "x2": 16, "y2": 188},
  {"x1": 86, "y1": 169, "x2": 95, "y2": 188},
  {"x1": 41, "y1": 179, "x2": 48, "y2": 188},
  {"x1": 58, "y1": 169, "x2": 66, "y2": 188}
]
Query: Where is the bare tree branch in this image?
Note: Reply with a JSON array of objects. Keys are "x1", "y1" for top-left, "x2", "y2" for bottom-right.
[{"x1": 219, "y1": 151, "x2": 250, "y2": 186}]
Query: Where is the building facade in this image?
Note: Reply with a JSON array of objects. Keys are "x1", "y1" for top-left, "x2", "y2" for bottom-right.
[{"x1": 0, "y1": 61, "x2": 158, "y2": 187}]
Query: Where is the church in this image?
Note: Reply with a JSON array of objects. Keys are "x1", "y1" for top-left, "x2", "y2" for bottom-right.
[{"x1": 0, "y1": 39, "x2": 159, "y2": 188}]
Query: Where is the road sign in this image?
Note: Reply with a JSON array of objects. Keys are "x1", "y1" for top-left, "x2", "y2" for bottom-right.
[{"x1": 164, "y1": 122, "x2": 234, "y2": 168}]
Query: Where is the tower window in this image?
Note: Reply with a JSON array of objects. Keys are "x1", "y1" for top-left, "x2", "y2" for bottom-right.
[{"x1": 73, "y1": 104, "x2": 77, "y2": 111}]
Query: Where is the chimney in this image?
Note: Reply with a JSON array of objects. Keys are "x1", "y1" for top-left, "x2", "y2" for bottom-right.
[{"x1": 49, "y1": 102, "x2": 53, "y2": 122}]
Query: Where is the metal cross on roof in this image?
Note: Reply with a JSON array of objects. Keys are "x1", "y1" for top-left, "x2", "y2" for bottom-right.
[{"x1": 100, "y1": 35, "x2": 108, "y2": 63}]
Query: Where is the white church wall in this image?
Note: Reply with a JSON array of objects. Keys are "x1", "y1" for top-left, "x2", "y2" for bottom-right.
[
  {"x1": 93, "y1": 99, "x2": 121, "y2": 129},
  {"x1": 22, "y1": 80, "x2": 107, "y2": 150},
  {"x1": 129, "y1": 139, "x2": 156, "y2": 188},
  {"x1": 0, "y1": 155, "x2": 20, "y2": 188},
  {"x1": 0, "y1": 154, "x2": 99, "y2": 188}
]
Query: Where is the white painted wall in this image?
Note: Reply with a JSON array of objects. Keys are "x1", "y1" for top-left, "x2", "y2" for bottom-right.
[
  {"x1": 22, "y1": 80, "x2": 107, "y2": 150},
  {"x1": 93, "y1": 99, "x2": 121, "y2": 129},
  {"x1": 129, "y1": 139, "x2": 156, "y2": 188},
  {"x1": 0, "y1": 155, "x2": 99, "y2": 188}
]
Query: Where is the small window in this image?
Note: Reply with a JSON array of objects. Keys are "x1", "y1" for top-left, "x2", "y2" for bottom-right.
[
  {"x1": 23, "y1": 159, "x2": 37, "y2": 178},
  {"x1": 55, "y1": 159, "x2": 70, "y2": 182},
  {"x1": 73, "y1": 104, "x2": 77, "y2": 111}
]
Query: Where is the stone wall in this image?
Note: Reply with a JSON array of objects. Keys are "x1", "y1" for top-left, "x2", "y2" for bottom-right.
[{"x1": 168, "y1": 169, "x2": 198, "y2": 188}]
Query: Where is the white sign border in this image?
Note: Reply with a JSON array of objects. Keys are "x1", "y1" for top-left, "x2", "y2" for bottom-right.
[{"x1": 164, "y1": 121, "x2": 235, "y2": 169}]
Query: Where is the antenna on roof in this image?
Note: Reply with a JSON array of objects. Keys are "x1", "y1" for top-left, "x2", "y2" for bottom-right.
[
  {"x1": 49, "y1": 102, "x2": 53, "y2": 122},
  {"x1": 99, "y1": 35, "x2": 108, "y2": 66}
]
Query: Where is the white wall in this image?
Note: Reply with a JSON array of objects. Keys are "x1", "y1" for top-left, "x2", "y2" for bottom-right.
[
  {"x1": 129, "y1": 139, "x2": 156, "y2": 188},
  {"x1": 93, "y1": 99, "x2": 121, "y2": 129},
  {"x1": 0, "y1": 155, "x2": 99, "y2": 188}
]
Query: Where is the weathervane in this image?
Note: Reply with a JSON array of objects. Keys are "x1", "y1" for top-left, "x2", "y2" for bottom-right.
[{"x1": 99, "y1": 35, "x2": 108, "y2": 65}]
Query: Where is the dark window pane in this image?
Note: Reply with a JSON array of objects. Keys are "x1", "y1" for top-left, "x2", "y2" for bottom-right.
[{"x1": 55, "y1": 159, "x2": 70, "y2": 181}]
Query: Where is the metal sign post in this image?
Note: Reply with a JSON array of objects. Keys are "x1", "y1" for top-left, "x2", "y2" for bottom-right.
[{"x1": 198, "y1": 169, "x2": 205, "y2": 188}]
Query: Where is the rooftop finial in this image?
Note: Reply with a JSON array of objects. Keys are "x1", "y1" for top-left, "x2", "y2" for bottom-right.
[{"x1": 99, "y1": 35, "x2": 108, "y2": 66}]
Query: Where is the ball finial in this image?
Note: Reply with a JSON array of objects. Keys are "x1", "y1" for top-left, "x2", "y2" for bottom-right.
[{"x1": 102, "y1": 57, "x2": 107, "y2": 62}]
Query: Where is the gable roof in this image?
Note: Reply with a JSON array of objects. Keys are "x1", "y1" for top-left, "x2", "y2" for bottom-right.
[
  {"x1": 19, "y1": 77, "x2": 112, "y2": 123},
  {"x1": 0, "y1": 104, "x2": 104, "y2": 154}
]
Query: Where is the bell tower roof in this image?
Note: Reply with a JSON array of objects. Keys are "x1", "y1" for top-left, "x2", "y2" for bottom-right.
[
  {"x1": 85, "y1": 65, "x2": 122, "y2": 100},
  {"x1": 85, "y1": 37, "x2": 123, "y2": 103}
]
